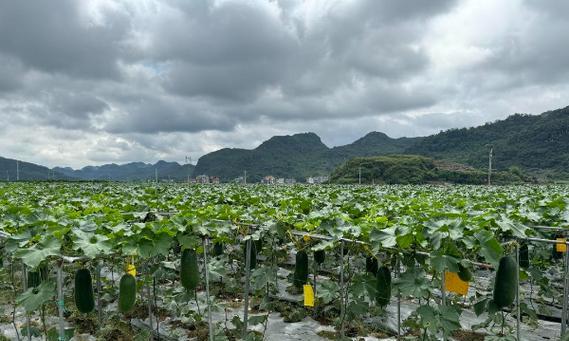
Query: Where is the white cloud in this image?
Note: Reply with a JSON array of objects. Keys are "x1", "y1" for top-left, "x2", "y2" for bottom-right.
[{"x1": 0, "y1": 0, "x2": 567, "y2": 168}]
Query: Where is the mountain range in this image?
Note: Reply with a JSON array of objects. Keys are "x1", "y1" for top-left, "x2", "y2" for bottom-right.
[
  {"x1": 192, "y1": 131, "x2": 419, "y2": 182},
  {"x1": 53, "y1": 161, "x2": 195, "y2": 181},
  {"x1": 1, "y1": 105, "x2": 568, "y2": 182},
  {"x1": 194, "y1": 106, "x2": 569, "y2": 181},
  {"x1": 0, "y1": 158, "x2": 194, "y2": 182},
  {"x1": 0, "y1": 156, "x2": 67, "y2": 181}
]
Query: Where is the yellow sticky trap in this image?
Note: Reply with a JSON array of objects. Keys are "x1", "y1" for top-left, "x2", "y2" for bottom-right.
[
  {"x1": 303, "y1": 284, "x2": 315, "y2": 307},
  {"x1": 303, "y1": 234, "x2": 311, "y2": 242},
  {"x1": 556, "y1": 238, "x2": 567, "y2": 253},
  {"x1": 444, "y1": 271, "x2": 469, "y2": 296},
  {"x1": 126, "y1": 263, "x2": 137, "y2": 277}
]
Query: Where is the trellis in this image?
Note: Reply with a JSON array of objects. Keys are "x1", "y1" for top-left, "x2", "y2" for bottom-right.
[{"x1": 1, "y1": 215, "x2": 569, "y2": 341}]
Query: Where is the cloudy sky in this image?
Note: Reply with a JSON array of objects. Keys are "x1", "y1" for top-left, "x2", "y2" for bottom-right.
[{"x1": 1, "y1": 0, "x2": 568, "y2": 168}]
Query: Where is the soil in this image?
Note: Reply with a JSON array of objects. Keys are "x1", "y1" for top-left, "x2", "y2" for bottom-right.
[{"x1": 452, "y1": 329, "x2": 486, "y2": 341}]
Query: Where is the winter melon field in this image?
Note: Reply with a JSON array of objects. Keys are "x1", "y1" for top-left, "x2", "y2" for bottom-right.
[{"x1": 1, "y1": 183, "x2": 569, "y2": 340}]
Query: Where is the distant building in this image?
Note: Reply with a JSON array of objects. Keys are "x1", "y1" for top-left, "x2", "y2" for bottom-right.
[
  {"x1": 285, "y1": 178, "x2": 296, "y2": 184},
  {"x1": 234, "y1": 176, "x2": 245, "y2": 184},
  {"x1": 262, "y1": 175, "x2": 275, "y2": 184},
  {"x1": 210, "y1": 176, "x2": 220, "y2": 184},
  {"x1": 307, "y1": 176, "x2": 328, "y2": 184},
  {"x1": 195, "y1": 175, "x2": 210, "y2": 184},
  {"x1": 276, "y1": 178, "x2": 285, "y2": 184}
]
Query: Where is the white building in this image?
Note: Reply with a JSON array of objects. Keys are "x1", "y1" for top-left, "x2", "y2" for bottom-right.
[
  {"x1": 262, "y1": 175, "x2": 275, "y2": 184},
  {"x1": 195, "y1": 175, "x2": 210, "y2": 184}
]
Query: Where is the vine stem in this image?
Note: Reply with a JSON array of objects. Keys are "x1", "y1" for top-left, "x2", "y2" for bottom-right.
[
  {"x1": 501, "y1": 310, "x2": 505, "y2": 335},
  {"x1": 194, "y1": 289, "x2": 202, "y2": 315},
  {"x1": 22, "y1": 263, "x2": 31, "y2": 341},
  {"x1": 41, "y1": 305, "x2": 47, "y2": 338},
  {"x1": 339, "y1": 241, "x2": 345, "y2": 338},
  {"x1": 10, "y1": 261, "x2": 20, "y2": 341},
  {"x1": 154, "y1": 276, "x2": 160, "y2": 341}
]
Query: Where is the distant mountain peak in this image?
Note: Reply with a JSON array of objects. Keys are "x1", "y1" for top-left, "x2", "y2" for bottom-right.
[
  {"x1": 256, "y1": 132, "x2": 329, "y2": 153},
  {"x1": 353, "y1": 131, "x2": 391, "y2": 144},
  {"x1": 364, "y1": 131, "x2": 389, "y2": 138}
]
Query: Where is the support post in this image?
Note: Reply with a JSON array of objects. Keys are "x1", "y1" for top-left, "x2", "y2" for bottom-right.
[
  {"x1": 153, "y1": 277, "x2": 160, "y2": 341},
  {"x1": 515, "y1": 242, "x2": 521, "y2": 341},
  {"x1": 203, "y1": 238, "x2": 214, "y2": 341},
  {"x1": 563, "y1": 246, "x2": 569, "y2": 337},
  {"x1": 339, "y1": 241, "x2": 345, "y2": 338},
  {"x1": 441, "y1": 270, "x2": 447, "y2": 341},
  {"x1": 396, "y1": 256, "x2": 401, "y2": 340},
  {"x1": 488, "y1": 146, "x2": 493, "y2": 186},
  {"x1": 242, "y1": 239, "x2": 252, "y2": 339},
  {"x1": 22, "y1": 264, "x2": 31, "y2": 341},
  {"x1": 147, "y1": 279, "x2": 154, "y2": 332},
  {"x1": 96, "y1": 262, "x2": 102, "y2": 325},
  {"x1": 57, "y1": 263, "x2": 65, "y2": 341}
]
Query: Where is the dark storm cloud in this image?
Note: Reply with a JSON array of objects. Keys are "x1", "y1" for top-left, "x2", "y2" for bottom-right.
[
  {"x1": 103, "y1": 95, "x2": 236, "y2": 134},
  {"x1": 474, "y1": 22, "x2": 569, "y2": 88},
  {"x1": 150, "y1": 0, "x2": 297, "y2": 101},
  {"x1": 0, "y1": 0, "x2": 130, "y2": 79},
  {"x1": 163, "y1": 60, "x2": 288, "y2": 102},
  {"x1": 453, "y1": 0, "x2": 569, "y2": 93},
  {"x1": 0, "y1": 54, "x2": 24, "y2": 92},
  {"x1": 150, "y1": 0, "x2": 454, "y2": 105}
]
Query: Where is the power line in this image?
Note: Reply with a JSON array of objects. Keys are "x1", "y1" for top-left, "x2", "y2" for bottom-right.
[
  {"x1": 488, "y1": 146, "x2": 493, "y2": 186},
  {"x1": 185, "y1": 156, "x2": 192, "y2": 184}
]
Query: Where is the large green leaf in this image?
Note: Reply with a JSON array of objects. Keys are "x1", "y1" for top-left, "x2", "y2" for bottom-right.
[
  {"x1": 15, "y1": 237, "x2": 61, "y2": 268},
  {"x1": 73, "y1": 229, "x2": 112, "y2": 258},
  {"x1": 17, "y1": 281, "x2": 56, "y2": 312}
]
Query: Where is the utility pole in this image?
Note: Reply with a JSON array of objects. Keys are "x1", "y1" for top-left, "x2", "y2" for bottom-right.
[
  {"x1": 358, "y1": 166, "x2": 362, "y2": 185},
  {"x1": 6, "y1": 170, "x2": 9, "y2": 182},
  {"x1": 186, "y1": 156, "x2": 192, "y2": 184},
  {"x1": 244, "y1": 170, "x2": 247, "y2": 185},
  {"x1": 16, "y1": 160, "x2": 19, "y2": 181},
  {"x1": 155, "y1": 168, "x2": 158, "y2": 183},
  {"x1": 488, "y1": 145, "x2": 493, "y2": 186}
]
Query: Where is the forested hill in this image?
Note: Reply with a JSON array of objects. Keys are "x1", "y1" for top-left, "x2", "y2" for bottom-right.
[
  {"x1": 193, "y1": 106, "x2": 569, "y2": 181},
  {"x1": 407, "y1": 106, "x2": 569, "y2": 178},
  {"x1": 0, "y1": 157, "x2": 69, "y2": 181},
  {"x1": 330, "y1": 155, "x2": 529, "y2": 184},
  {"x1": 53, "y1": 161, "x2": 195, "y2": 181},
  {"x1": 192, "y1": 132, "x2": 419, "y2": 182}
]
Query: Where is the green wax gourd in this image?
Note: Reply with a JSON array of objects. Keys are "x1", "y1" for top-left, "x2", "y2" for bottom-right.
[
  {"x1": 181, "y1": 248, "x2": 200, "y2": 291},
  {"x1": 118, "y1": 274, "x2": 137, "y2": 313},
  {"x1": 493, "y1": 256, "x2": 518, "y2": 308},
  {"x1": 74, "y1": 269, "x2": 95, "y2": 313},
  {"x1": 314, "y1": 250, "x2": 325, "y2": 265},
  {"x1": 366, "y1": 256, "x2": 378, "y2": 275},
  {"x1": 213, "y1": 242, "x2": 224, "y2": 256},
  {"x1": 519, "y1": 243, "x2": 529, "y2": 269},
  {"x1": 376, "y1": 266, "x2": 392, "y2": 307},
  {"x1": 293, "y1": 251, "x2": 309, "y2": 288},
  {"x1": 457, "y1": 263, "x2": 473, "y2": 282}
]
